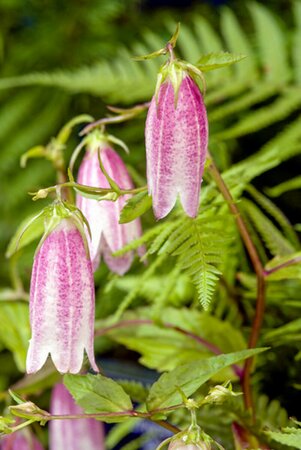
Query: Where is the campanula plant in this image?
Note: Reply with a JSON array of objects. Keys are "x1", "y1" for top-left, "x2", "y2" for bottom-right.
[{"x1": 2, "y1": 17, "x2": 301, "y2": 450}]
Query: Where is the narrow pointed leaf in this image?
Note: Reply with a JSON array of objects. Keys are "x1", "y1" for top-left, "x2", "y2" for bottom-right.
[
  {"x1": 119, "y1": 191, "x2": 152, "y2": 224},
  {"x1": 146, "y1": 348, "x2": 267, "y2": 411}
]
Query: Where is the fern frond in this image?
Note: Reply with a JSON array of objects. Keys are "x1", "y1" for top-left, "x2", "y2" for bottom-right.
[
  {"x1": 241, "y1": 199, "x2": 295, "y2": 256},
  {"x1": 249, "y1": 2, "x2": 291, "y2": 82},
  {"x1": 208, "y1": 84, "x2": 279, "y2": 122},
  {"x1": 246, "y1": 185, "x2": 300, "y2": 248},
  {"x1": 223, "y1": 116, "x2": 301, "y2": 188},
  {"x1": 193, "y1": 16, "x2": 230, "y2": 87},
  {"x1": 215, "y1": 88, "x2": 301, "y2": 140},
  {"x1": 153, "y1": 217, "x2": 228, "y2": 309},
  {"x1": 221, "y1": 7, "x2": 257, "y2": 80},
  {"x1": 256, "y1": 394, "x2": 289, "y2": 428},
  {"x1": 293, "y1": 0, "x2": 301, "y2": 83},
  {"x1": 112, "y1": 253, "x2": 168, "y2": 320},
  {"x1": 114, "y1": 220, "x2": 179, "y2": 256},
  {"x1": 0, "y1": 90, "x2": 42, "y2": 141},
  {"x1": 266, "y1": 175, "x2": 301, "y2": 197}
]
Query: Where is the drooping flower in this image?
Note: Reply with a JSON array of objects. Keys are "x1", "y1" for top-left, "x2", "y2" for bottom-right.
[
  {"x1": 49, "y1": 383, "x2": 105, "y2": 450},
  {"x1": 76, "y1": 138, "x2": 144, "y2": 274},
  {"x1": 0, "y1": 432, "x2": 44, "y2": 450},
  {"x1": 145, "y1": 66, "x2": 208, "y2": 220},
  {"x1": 26, "y1": 214, "x2": 98, "y2": 374}
]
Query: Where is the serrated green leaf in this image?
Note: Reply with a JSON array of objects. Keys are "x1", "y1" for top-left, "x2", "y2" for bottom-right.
[
  {"x1": 266, "y1": 428, "x2": 301, "y2": 448},
  {"x1": 64, "y1": 373, "x2": 133, "y2": 423},
  {"x1": 119, "y1": 191, "x2": 152, "y2": 224},
  {"x1": 146, "y1": 347, "x2": 267, "y2": 411},
  {"x1": 196, "y1": 51, "x2": 246, "y2": 72},
  {"x1": 108, "y1": 307, "x2": 246, "y2": 377}
]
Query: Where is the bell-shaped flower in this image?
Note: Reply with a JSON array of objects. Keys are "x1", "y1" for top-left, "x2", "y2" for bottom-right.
[
  {"x1": 145, "y1": 65, "x2": 208, "y2": 219},
  {"x1": 49, "y1": 383, "x2": 105, "y2": 450},
  {"x1": 76, "y1": 140, "x2": 143, "y2": 274},
  {"x1": 0, "y1": 432, "x2": 44, "y2": 450},
  {"x1": 26, "y1": 213, "x2": 98, "y2": 374}
]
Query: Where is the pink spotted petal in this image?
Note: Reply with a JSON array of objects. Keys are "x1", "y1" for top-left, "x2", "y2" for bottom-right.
[
  {"x1": 145, "y1": 74, "x2": 208, "y2": 219},
  {"x1": 26, "y1": 219, "x2": 98, "y2": 374},
  {"x1": 77, "y1": 145, "x2": 143, "y2": 274},
  {"x1": 50, "y1": 384, "x2": 105, "y2": 450}
]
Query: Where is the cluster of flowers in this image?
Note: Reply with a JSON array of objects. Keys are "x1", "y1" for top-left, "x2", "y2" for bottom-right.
[{"x1": 26, "y1": 50, "x2": 208, "y2": 376}]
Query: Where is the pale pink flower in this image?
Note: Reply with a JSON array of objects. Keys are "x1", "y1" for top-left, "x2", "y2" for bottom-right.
[
  {"x1": 145, "y1": 73, "x2": 208, "y2": 219},
  {"x1": 0, "y1": 432, "x2": 44, "y2": 450},
  {"x1": 50, "y1": 383, "x2": 105, "y2": 450},
  {"x1": 77, "y1": 145, "x2": 143, "y2": 274},
  {"x1": 26, "y1": 218, "x2": 98, "y2": 374}
]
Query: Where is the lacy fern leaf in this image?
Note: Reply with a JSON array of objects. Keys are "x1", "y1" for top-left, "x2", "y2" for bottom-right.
[{"x1": 151, "y1": 216, "x2": 228, "y2": 309}]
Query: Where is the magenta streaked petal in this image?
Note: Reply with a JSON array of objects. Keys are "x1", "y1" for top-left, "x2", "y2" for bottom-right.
[
  {"x1": 145, "y1": 73, "x2": 208, "y2": 219},
  {"x1": 76, "y1": 145, "x2": 143, "y2": 274},
  {"x1": 1, "y1": 432, "x2": 44, "y2": 450},
  {"x1": 50, "y1": 384, "x2": 105, "y2": 450},
  {"x1": 26, "y1": 218, "x2": 98, "y2": 374}
]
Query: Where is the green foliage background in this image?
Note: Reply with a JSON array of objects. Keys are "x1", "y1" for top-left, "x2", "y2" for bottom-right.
[{"x1": 1, "y1": 0, "x2": 301, "y2": 449}]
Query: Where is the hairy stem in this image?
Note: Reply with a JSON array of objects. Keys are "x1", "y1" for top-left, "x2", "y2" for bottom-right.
[{"x1": 208, "y1": 155, "x2": 266, "y2": 417}]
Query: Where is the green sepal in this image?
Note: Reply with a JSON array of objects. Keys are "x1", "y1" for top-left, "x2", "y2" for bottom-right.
[
  {"x1": 6, "y1": 200, "x2": 92, "y2": 259},
  {"x1": 56, "y1": 114, "x2": 94, "y2": 145},
  {"x1": 133, "y1": 23, "x2": 180, "y2": 61},
  {"x1": 20, "y1": 145, "x2": 46, "y2": 168},
  {"x1": 155, "y1": 60, "x2": 186, "y2": 107},
  {"x1": 119, "y1": 190, "x2": 151, "y2": 224},
  {"x1": 6, "y1": 210, "x2": 45, "y2": 258}
]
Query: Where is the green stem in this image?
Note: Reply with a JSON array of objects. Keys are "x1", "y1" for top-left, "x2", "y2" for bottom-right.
[{"x1": 31, "y1": 181, "x2": 147, "y2": 201}]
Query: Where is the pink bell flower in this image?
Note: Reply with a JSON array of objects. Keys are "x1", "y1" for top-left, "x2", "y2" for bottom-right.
[
  {"x1": 26, "y1": 217, "x2": 98, "y2": 374},
  {"x1": 76, "y1": 144, "x2": 143, "y2": 274},
  {"x1": 49, "y1": 383, "x2": 105, "y2": 450},
  {"x1": 0, "y1": 432, "x2": 44, "y2": 450},
  {"x1": 145, "y1": 72, "x2": 208, "y2": 219}
]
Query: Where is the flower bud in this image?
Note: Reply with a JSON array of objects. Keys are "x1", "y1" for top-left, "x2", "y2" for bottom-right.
[
  {"x1": 145, "y1": 68, "x2": 208, "y2": 219},
  {"x1": 77, "y1": 143, "x2": 143, "y2": 274},
  {"x1": 50, "y1": 383, "x2": 105, "y2": 450},
  {"x1": 0, "y1": 432, "x2": 44, "y2": 450},
  {"x1": 26, "y1": 217, "x2": 98, "y2": 374}
]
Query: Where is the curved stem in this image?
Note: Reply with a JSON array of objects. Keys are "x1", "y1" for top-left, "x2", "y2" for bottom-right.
[
  {"x1": 207, "y1": 155, "x2": 266, "y2": 418},
  {"x1": 31, "y1": 181, "x2": 147, "y2": 201}
]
